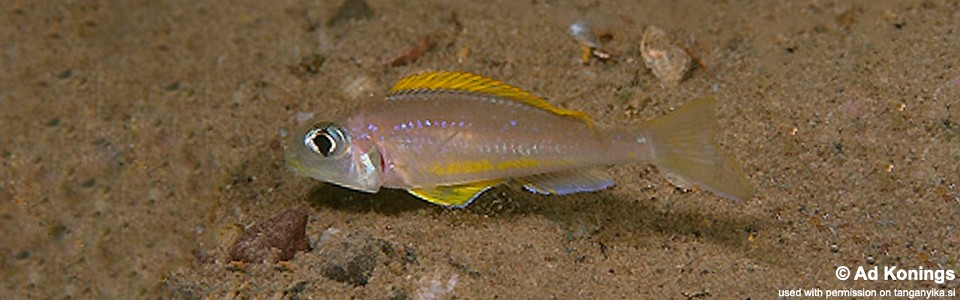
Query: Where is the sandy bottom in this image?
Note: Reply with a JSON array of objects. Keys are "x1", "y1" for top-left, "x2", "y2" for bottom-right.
[{"x1": 2, "y1": 0, "x2": 959, "y2": 298}]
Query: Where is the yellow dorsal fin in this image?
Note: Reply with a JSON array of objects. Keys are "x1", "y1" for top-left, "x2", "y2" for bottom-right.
[
  {"x1": 407, "y1": 179, "x2": 503, "y2": 208},
  {"x1": 389, "y1": 71, "x2": 594, "y2": 126}
]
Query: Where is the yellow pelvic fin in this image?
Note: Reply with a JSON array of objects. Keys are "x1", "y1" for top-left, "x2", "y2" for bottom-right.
[
  {"x1": 407, "y1": 179, "x2": 503, "y2": 208},
  {"x1": 389, "y1": 71, "x2": 594, "y2": 126}
]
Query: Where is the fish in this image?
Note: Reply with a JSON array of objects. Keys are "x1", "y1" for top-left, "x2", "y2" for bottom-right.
[{"x1": 285, "y1": 71, "x2": 754, "y2": 207}]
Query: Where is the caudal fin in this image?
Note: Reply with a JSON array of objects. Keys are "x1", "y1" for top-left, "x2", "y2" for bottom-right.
[{"x1": 644, "y1": 97, "x2": 755, "y2": 201}]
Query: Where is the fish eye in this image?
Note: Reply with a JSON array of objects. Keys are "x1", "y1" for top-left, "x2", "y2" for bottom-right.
[{"x1": 304, "y1": 123, "x2": 347, "y2": 157}]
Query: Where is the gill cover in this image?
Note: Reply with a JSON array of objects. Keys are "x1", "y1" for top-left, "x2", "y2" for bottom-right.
[{"x1": 285, "y1": 122, "x2": 383, "y2": 192}]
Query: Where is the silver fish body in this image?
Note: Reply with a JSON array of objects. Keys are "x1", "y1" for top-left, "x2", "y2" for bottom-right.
[
  {"x1": 286, "y1": 71, "x2": 754, "y2": 207},
  {"x1": 344, "y1": 92, "x2": 655, "y2": 189}
]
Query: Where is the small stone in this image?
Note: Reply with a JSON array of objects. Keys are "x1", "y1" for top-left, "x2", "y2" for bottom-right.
[
  {"x1": 322, "y1": 251, "x2": 377, "y2": 286},
  {"x1": 416, "y1": 273, "x2": 459, "y2": 300},
  {"x1": 404, "y1": 245, "x2": 418, "y2": 265},
  {"x1": 316, "y1": 231, "x2": 385, "y2": 286},
  {"x1": 49, "y1": 223, "x2": 69, "y2": 239},
  {"x1": 57, "y1": 69, "x2": 73, "y2": 79},
  {"x1": 285, "y1": 281, "x2": 310, "y2": 297},
  {"x1": 641, "y1": 26, "x2": 691, "y2": 87},
  {"x1": 327, "y1": 0, "x2": 374, "y2": 27},
  {"x1": 43, "y1": 117, "x2": 61, "y2": 127},
  {"x1": 80, "y1": 178, "x2": 96, "y2": 188},
  {"x1": 229, "y1": 207, "x2": 310, "y2": 263},
  {"x1": 290, "y1": 53, "x2": 325, "y2": 78}
]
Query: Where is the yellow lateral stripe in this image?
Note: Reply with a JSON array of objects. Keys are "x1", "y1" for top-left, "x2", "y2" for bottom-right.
[
  {"x1": 429, "y1": 158, "x2": 573, "y2": 176},
  {"x1": 495, "y1": 158, "x2": 541, "y2": 171},
  {"x1": 429, "y1": 159, "x2": 495, "y2": 176},
  {"x1": 390, "y1": 71, "x2": 594, "y2": 126}
]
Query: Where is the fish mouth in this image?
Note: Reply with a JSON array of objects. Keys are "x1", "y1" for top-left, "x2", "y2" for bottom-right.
[{"x1": 284, "y1": 150, "x2": 306, "y2": 175}]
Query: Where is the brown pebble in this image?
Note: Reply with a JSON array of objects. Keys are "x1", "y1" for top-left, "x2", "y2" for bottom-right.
[
  {"x1": 290, "y1": 53, "x2": 326, "y2": 78},
  {"x1": 640, "y1": 26, "x2": 691, "y2": 87},
  {"x1": 229, "y1": 207, "x2": 310, "y2": 263},
  {"x1": 269, "y1": 138, "x2": 282, "y2": 151}
]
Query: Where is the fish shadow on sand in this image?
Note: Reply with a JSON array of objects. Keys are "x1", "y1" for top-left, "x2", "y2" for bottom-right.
[
  {"x1": 481, "y1": 184, "x2": 788, "y2": 267},
  {"x1": 305, "y1": 184, "x2": 432, "y2": 215},
  {"x1": 305, "y1": 180, "x2": 787, "y2": 266}
]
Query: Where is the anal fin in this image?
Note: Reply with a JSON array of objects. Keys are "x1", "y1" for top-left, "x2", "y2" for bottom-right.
[
  {"x1": 408, "y1": 180, "x2": 503, "y2": 208},
  {"x1": 516, "y1": 169, "x2": 615, "y2": 195}
]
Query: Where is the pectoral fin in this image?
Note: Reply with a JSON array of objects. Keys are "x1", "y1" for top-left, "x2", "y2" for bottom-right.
[
  {"x1": 408, "y1": 180, "x2": 503, "y2": 208},
  {"x1": 516, "y1": 169, "x2": 615, "y2": 195}
]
